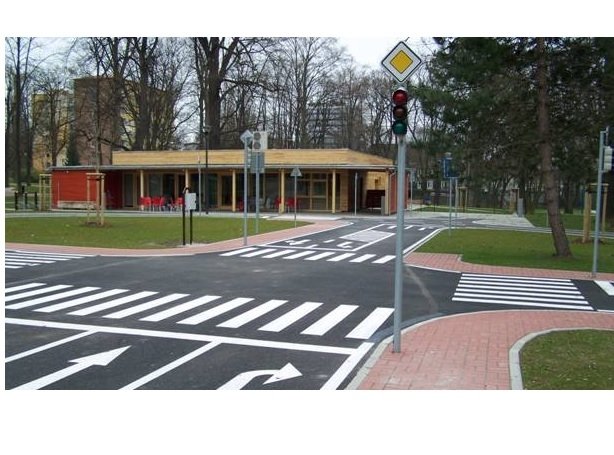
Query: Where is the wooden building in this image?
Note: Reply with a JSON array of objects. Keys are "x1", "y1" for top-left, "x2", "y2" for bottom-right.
[{"x1": 49, "y1": 148, "x2": 405, "y2": 214}]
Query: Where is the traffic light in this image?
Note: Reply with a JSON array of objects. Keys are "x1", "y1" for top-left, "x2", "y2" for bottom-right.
[
  {"x1": 391, "y1": 87, "x2": 408, "y2": 136},
  {"x1": 604, "y1": 146, "x2": 613, "y2": 172}
]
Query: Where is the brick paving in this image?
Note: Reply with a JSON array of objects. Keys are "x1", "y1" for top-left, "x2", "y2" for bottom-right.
[{"x1": 355, "y1": 310, "x2": 614, "y2": 390}]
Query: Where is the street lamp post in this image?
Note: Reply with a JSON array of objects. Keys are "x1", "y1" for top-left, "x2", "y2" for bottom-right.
[{"x1": 204, "y1": 125, "x2": 211, "y2": 214}]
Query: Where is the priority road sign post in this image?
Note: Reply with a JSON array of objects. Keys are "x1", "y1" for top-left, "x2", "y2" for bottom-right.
[
  {"x1": 291, "y1": 166, "x2": 302, "y2": 227},
  {"x1": 382, "y1": 41, "x2": 423, "y2": 354},
  {"x1": 240, "y1": 130, "x2": 254, "y2": 246}
]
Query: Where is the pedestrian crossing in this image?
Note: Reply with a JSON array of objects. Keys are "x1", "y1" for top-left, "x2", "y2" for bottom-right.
[
  {"x1": 220, "y1": 247, "x2": 396, "y2": 265},
  {"x1": 5, "y1": 250, "x2": 93, "y2": 270},
  {"x1": 4, "y1": 282, "x2": 393, "y2": 341},
  {"x1": 452, "y1": 273, "x2": 593, "y2": 311}
]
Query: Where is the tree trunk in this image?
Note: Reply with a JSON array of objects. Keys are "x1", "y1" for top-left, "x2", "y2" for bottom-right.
[{"x1": 536, "y1": 37, "x2": 572, "y2": 257}]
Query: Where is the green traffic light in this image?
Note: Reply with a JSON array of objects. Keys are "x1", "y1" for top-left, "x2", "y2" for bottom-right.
[{"x1": 392, "y1": 120, "x2": 407, "y2": 136}]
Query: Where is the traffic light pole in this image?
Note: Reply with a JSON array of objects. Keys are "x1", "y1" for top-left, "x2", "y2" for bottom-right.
[
  {"x1": 592, "y1": 129, "x2": 607, "y2": 277},
  {"x1": 393, "y1": 135, "x2": 406, "y2": 353}
]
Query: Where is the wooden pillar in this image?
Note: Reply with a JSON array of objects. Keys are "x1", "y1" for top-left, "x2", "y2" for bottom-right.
[
  {"x1": 139, "y1": 169, "x2": 145, "y2": 210},
  {"x1": 331, "y1": 171, "x2": 336, "y2": 214},
  {"x1": 232, "y1": 169, "x2": 237, "y2": 212},
  {"x1": 279, "y1": 169, "x2": 286, "y2": 214}
]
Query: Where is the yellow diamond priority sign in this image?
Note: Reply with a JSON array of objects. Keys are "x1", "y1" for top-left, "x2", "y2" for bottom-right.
[{"x1": 381, "y1": 41, "x2": 423, "y2": 83}]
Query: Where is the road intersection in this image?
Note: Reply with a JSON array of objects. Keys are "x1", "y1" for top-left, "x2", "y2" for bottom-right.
[{"x1": 5, "y1": 214, "x2": 614, "y2": 389}]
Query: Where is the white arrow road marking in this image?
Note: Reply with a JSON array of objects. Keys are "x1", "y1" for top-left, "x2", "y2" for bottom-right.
[
  {"x1": 12, "y1": 346, "x2": 130, "y2": 390},
  {"x1": 218, "y1": 363, "x2": 302, "y2": 390}
]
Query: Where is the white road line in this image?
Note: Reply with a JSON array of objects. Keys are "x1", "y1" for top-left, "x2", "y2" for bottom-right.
[
  {"x1": 140, "y1": 295, "x2": 221, "y2": 322},
  {"x1": 5, "y1": 265, "x2": 23, "y2": 269},
  {"x1": 283, "y1": 251, "x2": 316, "y2": 259},
  {"x1": 120, "y1": 342, "x2": 222, "y2": 390},
  {"x1": 5, "y1": 285, "x2": 73, "y2": 302},
  {"x1": 217, "y1": 299, "x2": 288, "y2": 328},
  {"x1": 349, "y1": 254, "x2": 376, "y2": 263},
  {"x1": 8, "y1": 250, "x2": 92, "y2": 258},
  {"x1": 345, "y1": 308, "x2": 394, "y2": 339},
  {"x1": 177, "y1": 297, "x2": 254, "y2": 325},
  {"x1": 463, "y1": 273, "x2": 571, "y2": 282},
  {"x1": 5, "y1": 317, "x2": 358, "y2": 355},
  {"x1": 301, "y1": 304, "x2": 358, "y2": 336},
  {"x1": 595, "y1": 280, "x2": 614, "y2": 296},
  {"x1": 5, "y1": 287, "x2": 101, "y2": 310},
  {"x1": 5, "y1": 283, "x2": 46, "y2": 293},
  {"x1": 452, "y1": 297, "x2": 591, "y2": 310},
  {"x1": 69, "y1": 291, "x2": 158, "y2": 316},
  {"x1": 454, "y1": 292, "x2": 587, "y2": 304},
  {"x1": 103, "y1": 293, "x2": 189, "y2": 319},
  {"x1": 262, "y1": 249, "x2": 296, "y2": 258},
  {"x1": 304, "y1": 252, "x2": 336, "y2": 261},
  {"x1": 220, "y1": 247, "x2": 257, "y2": 256},
  {"x1": 241, "y1": 248, "x2": 277, "y2": 258},
  {"x1": 372, "y1": 255, "x2": 395, "y2": 264},
  {"x1": 321, "y1": 342, "x2": 373, "y2": 390},
  {"x1": 457, "y1": 284, "x2": 580, "y2": 294},
  {"x1": 460, "y1": 277, "x2": 576, "y2": 289},
  {"x1": 327, "y1": 253, "x2": 355, "y2": 262},
  {"x1": 258, "y1": 301, "x2": 323, "y2": 332},
  {"x1": 4, "y1": 257, "x2": 56, "y2": 263},
  {"x1": 5, "y1": 331, "x2": 97, "y2": 363},
  {"x1": 453, "y1": 288, "x2": 587, "y2": 300},
  {"x1": 35, "y1": 289, "x2": 130, "y2": 313}
]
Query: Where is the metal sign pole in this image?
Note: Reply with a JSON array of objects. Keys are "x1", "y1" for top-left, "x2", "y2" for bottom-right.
[
  {"x1": 244, "y1": 143, "x2": 249, "y2": 245},
  {"x1": 592, "y1": 129, "x2": 606, "y2": 277},
  {"x1": 393, "y1": 136, "x2": 406, "y2": 353},
  {"x1": 255, "y1": 153, "x2": 260, "y2": 234}
]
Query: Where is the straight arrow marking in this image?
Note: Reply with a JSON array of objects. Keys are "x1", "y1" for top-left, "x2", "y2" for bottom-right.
[{"x1": 12, "y1": 346, "x2": 130, "y2": 390}]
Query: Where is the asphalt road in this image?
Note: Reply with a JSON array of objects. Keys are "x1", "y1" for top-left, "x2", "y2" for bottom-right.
[{"x1": 5, "y1": 216, "x2": 611, "y2": 389}]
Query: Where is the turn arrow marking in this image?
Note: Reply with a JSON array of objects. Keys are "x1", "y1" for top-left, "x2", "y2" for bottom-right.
[
  {"x1": 218, "y1": 363, "x2": 302, "y2": 390},
  {"x1": 12, "y1": 346, "x2": 131, "y2": 390}
]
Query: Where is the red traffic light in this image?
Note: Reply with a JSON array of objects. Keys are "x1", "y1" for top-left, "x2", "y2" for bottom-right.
[{"x1": 392, "y1": 88, "x2": 408, "y2": 106}]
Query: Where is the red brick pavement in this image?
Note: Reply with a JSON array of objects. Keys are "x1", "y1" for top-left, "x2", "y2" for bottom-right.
[{"x1": 356, "y1": 310, "x2": 614, "y2": 390}]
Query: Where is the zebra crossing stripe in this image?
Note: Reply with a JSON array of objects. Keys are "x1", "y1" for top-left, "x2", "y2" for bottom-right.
[
  {"x1": 5, "y1": 285, "x2": 72, "y2": 302},
  {"x1": 104, "y1": 293, "x2": 189, "y2": 319},
  {"x1": 301, "y1": 304, "x2": 358, "y2": 336},
  {"x1": 69, "y1": 291, "x2": 159, "y2": 316},
  {"x1": 305, "y1": 252, "x2": 336, "y2": 261},
  {"x1": 259, "y1": 301, "x2": 323, "y2": 332},
  {"x1": 220, "y1": 247, "x2": 257, "y2": 256},
  {"x1": 177, "y1": 297, "x2": 254, "y2": 325},
  {"x1": 457, "y1": 283, "x2": 580, "y2": 294},
  {"x1": 372, "y1": 255, "x2": 395, "y2": 264},
  {"x1": 5, "y1": 287, "x2": 101, "y2": 310},
  {"x1": 452, "y1": 297, "x2": 590, "y2": 311},
  {"x1": 262, "y1": 249, "x2": 296, "y2": 258},
  {"x1": 140, "y1": 295, "x2": 221, "y2": 322},
  {"x1": 349, "y1": 254, "x2": 376, "y2": 263},
  {"x1": 595, "y1": 280, "x2": 614, "y2": 296},
  {"x1": 345, "y1": 307, "x2": 394, "y2": 339},
  {"x1": 241, "y1": 248, "x2": 278, "y2": 258},
  {"x1": 327, "y1": 253, "x2": 355, "y2": 262},
  {"x1": 35, "y1": 289, "x2": 131, "y2": 313},
  {"x1": 217, "y1": 299, "x2": 288, "y2": 328},
  {"x1": 5, "y1": 283, "x2": 46, "y2": 293},
  {"x1": 283, "y1": 251, "x2": 315, "y2": 259}
]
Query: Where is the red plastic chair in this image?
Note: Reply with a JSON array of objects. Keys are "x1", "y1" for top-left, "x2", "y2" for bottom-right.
[
  {"x1": 174, "y1": 197, "x2": 183, "y2": 211},
  {"x1": 142, "y1": 196, "x2": 152, "y2": 211},
  {"x1": 151, "y1": 196, "x2": 161, "y2": 211}
]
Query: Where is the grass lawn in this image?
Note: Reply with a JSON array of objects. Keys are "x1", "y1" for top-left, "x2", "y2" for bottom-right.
[
  {"x1": 4, "y1": 216, "x2": 308, "y2": 249},
  {"x1": 525, "y1": 210, "x2": 608, "y2": 231},
  {"x1": 416, "y1": 228, "x2": 614, "y2": 272},
  {"x1": 520, "y1": 330, "x2": 614, "y2": 389}
]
